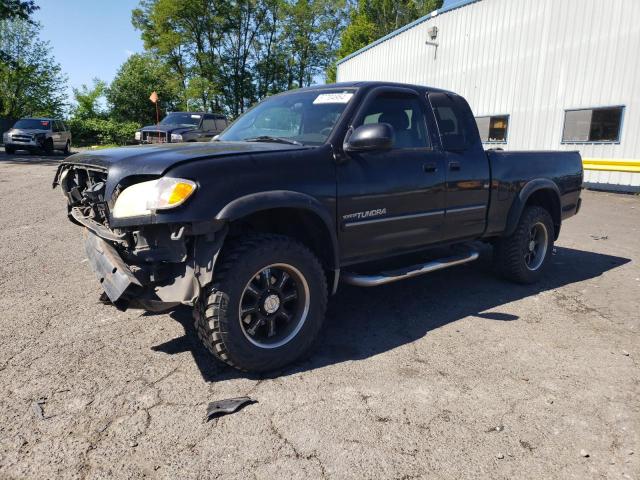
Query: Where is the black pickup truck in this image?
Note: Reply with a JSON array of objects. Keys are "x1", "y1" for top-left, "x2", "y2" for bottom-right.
[
  {"x1": 54, "y1": 82, "x2": 583, "y2": 372},
  {"x1": 134, "y1": 112, "x2": 228, "y2": 144}
]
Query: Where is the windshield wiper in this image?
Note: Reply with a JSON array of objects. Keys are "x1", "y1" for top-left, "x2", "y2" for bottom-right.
[{"x1": 243, "y1": 135, "x2": 302, "y2": 146}]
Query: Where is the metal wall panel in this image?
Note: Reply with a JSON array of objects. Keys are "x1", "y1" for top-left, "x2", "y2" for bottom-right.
[{"x1": 337, "y1": 0, "x2": 640, "y2": 188}]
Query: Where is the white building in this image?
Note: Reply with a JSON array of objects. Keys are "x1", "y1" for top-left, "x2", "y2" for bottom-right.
[{"x1": 336, "y1": 0, "x2": 640, "y2": 192}]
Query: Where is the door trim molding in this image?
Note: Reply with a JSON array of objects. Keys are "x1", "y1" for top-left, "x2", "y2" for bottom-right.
[{"x1": 445, "y1": 204, "x2": 486, "y2": 215}]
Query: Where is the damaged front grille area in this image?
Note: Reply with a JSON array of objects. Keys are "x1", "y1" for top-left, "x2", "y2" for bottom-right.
[{"x1": 58, "y1": 165, "x2": 111, "y2": 228}]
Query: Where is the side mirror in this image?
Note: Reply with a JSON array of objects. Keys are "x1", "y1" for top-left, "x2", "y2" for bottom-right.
[{"x1": 344, "y1": 123, "x2": 394, "y2": 152}]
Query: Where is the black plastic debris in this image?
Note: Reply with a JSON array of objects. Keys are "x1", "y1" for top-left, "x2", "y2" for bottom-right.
[{"x1": 206, "y1": 396, "x2": 256, "y2": 421}]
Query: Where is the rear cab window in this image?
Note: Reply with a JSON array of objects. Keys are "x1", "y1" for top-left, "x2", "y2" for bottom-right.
[{"x1": 428, "y1": 92, "x2": 478, "y2": 151}]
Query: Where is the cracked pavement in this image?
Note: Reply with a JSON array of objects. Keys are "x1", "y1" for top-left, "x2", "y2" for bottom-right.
[{"x1": 0, "y1": 150, "x2": 638, "y2": 479}]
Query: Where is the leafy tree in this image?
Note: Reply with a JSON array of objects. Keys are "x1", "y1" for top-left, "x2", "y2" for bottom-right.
[
  {"x1": 0, "y1": 0, "x2": 38, "y2": 22},
  {"x1": 0, "y1": 18, "x2": 67, "y2": 118},
  {"x1": 71, "y1": 79, "x2": 107, "y2": 119},
  {"x1": 327, "y1": 0, "x2": 443, "y2": 81},
  {"x1": 132, "y1": 0, "x2": 348, "y2": 117},
  {"x1": 106, "y1": 53, "x2": 180, "y2": 125}
]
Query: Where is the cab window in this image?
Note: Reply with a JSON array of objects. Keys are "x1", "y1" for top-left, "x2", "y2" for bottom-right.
[
  {"x1": 429, "y1": 93, "x2": 473, "y2": 151},
  {"x1": 358, "y1": 92, "x2": 430, "y2": 149},
  {"x1": 201, "y1": 117, "x2": 216, "y2": 130}
]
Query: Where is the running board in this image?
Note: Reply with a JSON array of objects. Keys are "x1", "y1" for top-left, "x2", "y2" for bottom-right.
[{"x1": 342, "y1": 250, "x2": 480, "y2": 287}]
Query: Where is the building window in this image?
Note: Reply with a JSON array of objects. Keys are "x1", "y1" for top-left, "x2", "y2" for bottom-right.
[
  {"x1": 475, "y1": 115, "x2": 509, "y2": 143},
  {"x1": 562, "y1": 106, "x2": 624, "y2": 143}
]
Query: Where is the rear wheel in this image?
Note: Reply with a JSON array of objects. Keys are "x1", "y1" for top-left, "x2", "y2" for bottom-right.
[
  {"x1": 195, "y1": 234, "x2": 327, "y2": 372},
  {"x1": 62, "y1": 140, "x2": 70, "y2": 155},
  {"x1": 494, "y1": 206, "x2": 554, "y2": 284}
]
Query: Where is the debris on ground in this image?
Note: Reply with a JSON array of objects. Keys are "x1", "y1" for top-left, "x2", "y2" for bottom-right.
[
  {"x1": 622, "y1": 350, "x2": 630, "y2": 356},
  {"x1": 580, "y1": 449, "x2": 590, "y2": 458},
  {"x1": 31, "y1": 399, "x2": 46, "y2": 420},
  {"x1": 486, "y1": 424, "x2": 505, "y2": 433},
  {"x1": 206, "y1": 396, "x2": 256, "y2": 421},
  {"x1": 496, "y1": 453, "x2": 505, "y2": 459},
  {"x1": 590, "y1": 234, "x2": 608, "y2": 240}
]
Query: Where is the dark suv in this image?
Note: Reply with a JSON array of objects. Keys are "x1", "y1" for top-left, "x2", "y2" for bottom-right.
[{"x1": 134, "y1": 112, "x2": 228, "y2": 144}]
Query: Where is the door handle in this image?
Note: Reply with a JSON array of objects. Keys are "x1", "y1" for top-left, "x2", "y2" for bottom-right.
[
  {"x1": 449, "y1": 161, "x2": 461, "y2": 171},
  {"x1": 423, "y1": 162, "x2": 437, "y2": 173}
]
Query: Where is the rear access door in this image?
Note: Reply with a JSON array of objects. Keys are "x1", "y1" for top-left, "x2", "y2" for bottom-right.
[
  {"x1": 428, "y1": 92, "x2": 491, "y2": 241},
  {"x1": 337, "y1": 86, "x2": 447, "y2": 264}
]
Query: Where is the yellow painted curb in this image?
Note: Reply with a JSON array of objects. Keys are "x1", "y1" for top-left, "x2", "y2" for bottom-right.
[{"x1": 582, "y1": 159, "x2": 640, "y2": 173}]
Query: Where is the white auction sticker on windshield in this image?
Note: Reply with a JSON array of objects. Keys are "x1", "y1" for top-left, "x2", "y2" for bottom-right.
[{"x1": 313, "y1": 93, "x2": 353, "y2": 104}]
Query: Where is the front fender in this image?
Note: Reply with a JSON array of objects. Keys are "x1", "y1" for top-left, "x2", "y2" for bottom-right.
[{"x1": 215, "y1": 190, "x2": 339, "y2": 269}]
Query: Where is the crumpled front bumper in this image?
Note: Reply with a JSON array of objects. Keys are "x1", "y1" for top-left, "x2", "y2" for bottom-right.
[
  {"x1": 82, "y1": 226, "x2": 225, "y2": 312},
  {"x1": 84, "y1": 231, "x2": 142, "y2": 306}
]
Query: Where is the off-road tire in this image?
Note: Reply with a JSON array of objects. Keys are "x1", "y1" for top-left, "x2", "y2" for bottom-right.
[
  {"x1": 493, "y1": 206, "x2": 554, "y2": 284},
  {"x1": 4, "y1": 145, "x2": 15, "y2": 154},
  {"x1": 195, "y1": 234, "x2": 328, "y2": 372}
]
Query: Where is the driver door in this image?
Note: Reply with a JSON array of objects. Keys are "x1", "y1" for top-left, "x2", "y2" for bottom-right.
[{"x1": 337, "y1": 87, "x2": 447, "y2": 264}]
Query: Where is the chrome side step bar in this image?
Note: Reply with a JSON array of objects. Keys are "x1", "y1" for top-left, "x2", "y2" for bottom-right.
[{"x1": 342, "y1": 250, "x2": 480, "y2": 287}]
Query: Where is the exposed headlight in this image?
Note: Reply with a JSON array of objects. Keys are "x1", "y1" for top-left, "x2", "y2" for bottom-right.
[
  {"x1": 134, "y1": 131, "x2": 141, "y2": 141},
  {"x1": 171, "y1": 133, "x2": 183, "y2": 142},
  {"x1": 112, "y1": 177, "x2": 197, "y2": 219}
]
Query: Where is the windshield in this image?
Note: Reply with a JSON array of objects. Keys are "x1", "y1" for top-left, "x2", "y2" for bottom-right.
[
  {"x1": 160, "y1": 113, "x2": 202, "y2": 126},
  {"x1": 218, "y1": 88, "x2": 356, "y2": 146},
  {"x1": 13, "y1": 119, "x2": 51, "y2": 130}
]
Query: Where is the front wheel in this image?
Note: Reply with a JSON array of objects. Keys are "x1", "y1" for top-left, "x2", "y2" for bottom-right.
[
  {"x1": 493, "y1": 206, "x2": 554, "y2": 284},
  {"x1": 195, "y1": 234, "x2": 327, "y2": 372},
  {"x1": 42, "y1": 138, "x2": 54, "y2": 155},
  {"x1": 4, "y1": 145, "x2": 15, "y2": 154}
]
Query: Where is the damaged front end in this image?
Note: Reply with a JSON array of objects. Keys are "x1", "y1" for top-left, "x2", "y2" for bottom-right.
[{"x1": 53, "y1": 163, "x2": 223, "y2": 312}]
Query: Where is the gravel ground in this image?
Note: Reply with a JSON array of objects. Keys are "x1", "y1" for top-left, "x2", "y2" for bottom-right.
[{"x1": 0, "y1": 149, "x2": 638, "y2": 480}]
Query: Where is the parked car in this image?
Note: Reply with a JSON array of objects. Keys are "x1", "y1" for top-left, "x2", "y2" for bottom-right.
[
  {"x1": 134, "y1": 112, "x2": 228, "y2": 144},
  {"x1": 3, "y1": 118, "x2": 71, "y2": 155},
  {"x1": 54, "y1": 82, "x2": 583, "y2": 372}
]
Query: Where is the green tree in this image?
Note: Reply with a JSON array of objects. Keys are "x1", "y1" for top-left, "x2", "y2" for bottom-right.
[
  {"x1": 71, "y1": 78, "x2": 107, "y2": 119},
  {"x1": 0, "y1": 0, "x2": 38, "y2": 22},
  {"x1": 327, "y1": 0, "x2": 443, "y2": 81},
  {"x1": 131, "y1": 0, "x2": 349, "y2": 116},
  {"x1": 106, "y1": 53, "x2": 180, "y2": 125},
  {"x1": 0, "y1": 18, "x2": 67, "y2": 118}
]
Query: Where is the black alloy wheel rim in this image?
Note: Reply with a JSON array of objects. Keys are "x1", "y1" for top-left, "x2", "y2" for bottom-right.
[
  {"x1": 524, "y1": 222, "x2": 548, "y2": 271},
  {"x1": 238, "y1": 263, "x2": 310, "y2": 349}
]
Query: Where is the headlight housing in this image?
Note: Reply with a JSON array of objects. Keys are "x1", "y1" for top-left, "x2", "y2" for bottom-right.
[
  {"x1": 170, "y1": 133, "x2": 183, "y2": 142},
  {"x1": 112, "y1": 177, "x2": 197, "y2": 219},
  {"x1": 134, "y1": 131, "x2": 141, "y2": 141}
]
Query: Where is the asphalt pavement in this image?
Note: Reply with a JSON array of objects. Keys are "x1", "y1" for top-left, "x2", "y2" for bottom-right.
[{"x1": 0, "y1": 149, "x2": 638, "y2": 479}]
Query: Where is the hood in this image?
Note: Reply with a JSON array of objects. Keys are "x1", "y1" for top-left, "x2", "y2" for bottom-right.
[
  {"x1": 140, "y1": 124, "x2": 194, "y2": 134},
  {"x1": 61, "y1": 141, "x2": 311, "y2": 178},
  {"x1": 6, "y1": 128, "x2": 48, "y2": 135}
]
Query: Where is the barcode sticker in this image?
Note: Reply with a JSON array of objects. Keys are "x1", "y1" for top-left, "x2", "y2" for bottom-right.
[{"x1": 313, "y1": 93, "x2": 354, "y2": 104}]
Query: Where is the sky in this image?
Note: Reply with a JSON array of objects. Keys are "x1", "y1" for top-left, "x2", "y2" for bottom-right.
[{"x1": 34, "y1": 0, "x2": 144, "y2": 99}]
